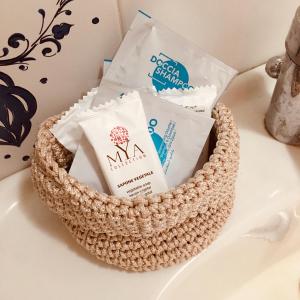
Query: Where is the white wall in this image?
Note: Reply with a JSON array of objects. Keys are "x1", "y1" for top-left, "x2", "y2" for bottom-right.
[{"x1": 117, "y1": 0, "x2": 299, "y2": 72}]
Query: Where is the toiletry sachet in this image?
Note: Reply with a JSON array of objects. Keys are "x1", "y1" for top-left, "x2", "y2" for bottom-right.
[
  {"x1": 69, "y1": 91, "x2": 214, "y2": 190},
  {"x1": 93, "y1": 10, "x2": 237, "y2": 106},
  {"x1": 78, "y1": 91, "x2": 168, "y2": 198}
]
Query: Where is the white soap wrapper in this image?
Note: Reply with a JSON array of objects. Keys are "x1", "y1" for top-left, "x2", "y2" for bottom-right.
[
  {"x1": 69, "y1": 134, "x2": 110, "y2": 193},
  {"x1": 70, "y1": 91, "x2": 215, "y2": 191},
  {"x1": 79, "y1": 92, "x2": 168, "y2": 198},
  {"x1": 69, "y1": 135, "x2": 108, "y2": 192},
  {"x1": 50, "y1": 88, "x2": 98, "y2": 153},
  {"x1": 93, "y1": 11, "x2": 237, "y2": 106}
]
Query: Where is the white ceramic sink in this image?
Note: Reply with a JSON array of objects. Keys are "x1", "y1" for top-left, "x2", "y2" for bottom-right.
[
  {"x1": 0, "y1": 64, "x2": 300, "y2": 300},
  {"x1": 161, "y1": 207, "x2": 300, "y2": 300}
]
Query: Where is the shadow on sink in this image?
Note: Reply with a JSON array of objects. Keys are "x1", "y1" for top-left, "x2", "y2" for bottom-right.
[
  {"x1": 286, "y1": 144, "x2": 300, "y2": 175},
  {"x1": 18, "y1": 174, "x2": 123, "y2": 272}
]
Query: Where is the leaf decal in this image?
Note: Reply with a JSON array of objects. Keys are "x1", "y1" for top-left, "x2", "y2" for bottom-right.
[
  {"x1": 8, "y1": 33, "x2": 26, "y2": 48},
  {"x1": 0, "y1": 72, "x2": 37, "y2": 147},
  {"x1": 52, "y1": 23, "x2": 73, "y2": 40},
  {"x1": 0, "y1": 47, "x2": 9, "y2": 58},
  {"x1": 38, "y1": 9, "x2": 46, "y2": 34},
  {"x1": 40, "y1": 37, "x2": 62, "y2": 57}
]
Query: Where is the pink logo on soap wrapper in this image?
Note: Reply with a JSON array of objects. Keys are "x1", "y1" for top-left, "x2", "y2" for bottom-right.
[
  {"x1": 110, "y1": 126, "x2": 129, "y2": 145},
  {"x1": 107, "y1": 127, "x2": 146, "y2": 171}
]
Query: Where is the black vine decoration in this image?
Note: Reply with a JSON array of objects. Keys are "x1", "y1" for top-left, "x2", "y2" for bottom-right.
[
  {"x1": 0, "y1": 72, "x2": 37, "y2": 146},
  {"x1": 0, "y1": 0, "x2": 74, "y2": 71},
  {"x1": 0, "y1": 0, "x2": 75, "y2": 148}
]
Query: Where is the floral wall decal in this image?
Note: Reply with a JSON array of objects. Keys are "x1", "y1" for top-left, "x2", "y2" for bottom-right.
[
  {"x1": 0, "y1": 0, "x2": 119, "y2": 180},
  {"x1": 0, "y1": 0, "x2": 74, "y2": 71},
  {"x1": 0, "y1": 72, "x2": 37, "y2": 146},
  {"x1": 0, "y1": 0, "x2": 74, "y2": 147},
  {"x1": 52, "y1": 23, "x2": 73, "y2": 40}
]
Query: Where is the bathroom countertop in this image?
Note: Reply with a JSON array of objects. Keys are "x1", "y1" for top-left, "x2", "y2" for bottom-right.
[{"x1": 0, "y1": 64, "x2": 300, "y2": 300}]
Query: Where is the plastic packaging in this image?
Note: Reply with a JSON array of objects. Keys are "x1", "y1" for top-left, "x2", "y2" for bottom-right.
[
  {"x1": 93, "y1": 11, "x2": 237, "y2": 106},
  {"x1": 52, "y1": 11, "x2": 236, "y2": 153},
  {"x1": 70, "y1": 91, "x2": 214, "y2": 191},
  {"x1": 79, "y1": 92, "x2": 168, "y2": 198},
  {"x1": 69, "y1": 134, "x2": 110, "y2": 193},
  {"x1": 157, "y1": 85, "x2": 217, "y2": 115},
  {"x1": 141, "y1": 91, "x2": 215, "y2": 186},
  {"x1": 50, "y1": 88, "x2": 98, "y2": 153}
]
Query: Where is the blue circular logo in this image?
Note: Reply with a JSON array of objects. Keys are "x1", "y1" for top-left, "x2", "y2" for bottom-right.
[{"x1": 151, "y1": 58, "x2": 190, "y2": 91}]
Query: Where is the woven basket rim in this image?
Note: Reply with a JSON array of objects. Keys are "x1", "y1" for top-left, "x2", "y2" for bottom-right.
[
  {"x1": 32, "y1": 102, "x2": 239, "y2": 237},
  {"x1": 35, "y1": 103, "x2": 236, "y2": 203}
]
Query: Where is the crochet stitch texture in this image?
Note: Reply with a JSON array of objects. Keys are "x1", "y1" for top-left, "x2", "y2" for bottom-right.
[{"x1": 31, "y1": 103, "x2": 239, "y2": 271}]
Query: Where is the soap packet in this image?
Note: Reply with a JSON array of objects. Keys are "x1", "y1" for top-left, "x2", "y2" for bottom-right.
[
  {"x1": 78, "y1": 92, "x2": 168, "y2": 198},
  {"x1": 70, "y1": 91, "x2": 215, "y2": 191},
  {"x1": 68, "y1": 134, "x2": 110, "y2": 193},
  {"x1": 93, "y1": 10, "x2": 237, "y2": 107}
]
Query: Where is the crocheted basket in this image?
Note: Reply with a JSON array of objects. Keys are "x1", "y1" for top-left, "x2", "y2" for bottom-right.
[{"x1": 31, "y1": 103, "x2": 239, "y2": 272}]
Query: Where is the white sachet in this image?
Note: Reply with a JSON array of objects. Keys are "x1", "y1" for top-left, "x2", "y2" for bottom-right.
[
  {"x1": 78, "y1": 91, "x2": 168, "y2": 198},
  {"x1": 157, "y1": 85, "x2": 217, "y2": 116},
  {"x1": 141, "y1": 92, "x2": 215, "y2": 186},
  {"x1": 51, "y1": 57, "x2": 111, "y2": 153},
  {"x1": 50, "y1": 88, "x2": 98, "y2": 153},
  {"x1": 93, "y1": 10, "x2": 237, "y2": 107},
  {"x1": 70, "y1": 91, "x2": 215, "y2": 191}
]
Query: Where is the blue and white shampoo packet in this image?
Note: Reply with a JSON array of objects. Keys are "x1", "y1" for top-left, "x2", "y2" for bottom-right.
[
  {"x1": 52, "y1": 12, "x2": 236, "y2": 155},
  {"x1": 141, "y1": 91, "x2": 215, "y2": 186},
  {"x1": 93, "y1": 11, "x2": 237, "y2": 107},
  {"x1": 70, "y1": 91, "x2": 215, "y2": 190}
]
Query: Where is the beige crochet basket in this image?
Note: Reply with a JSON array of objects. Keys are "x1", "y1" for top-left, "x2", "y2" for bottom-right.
[{"x1": 31, "y1": 102, "x2": 239, "y2": 272}]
